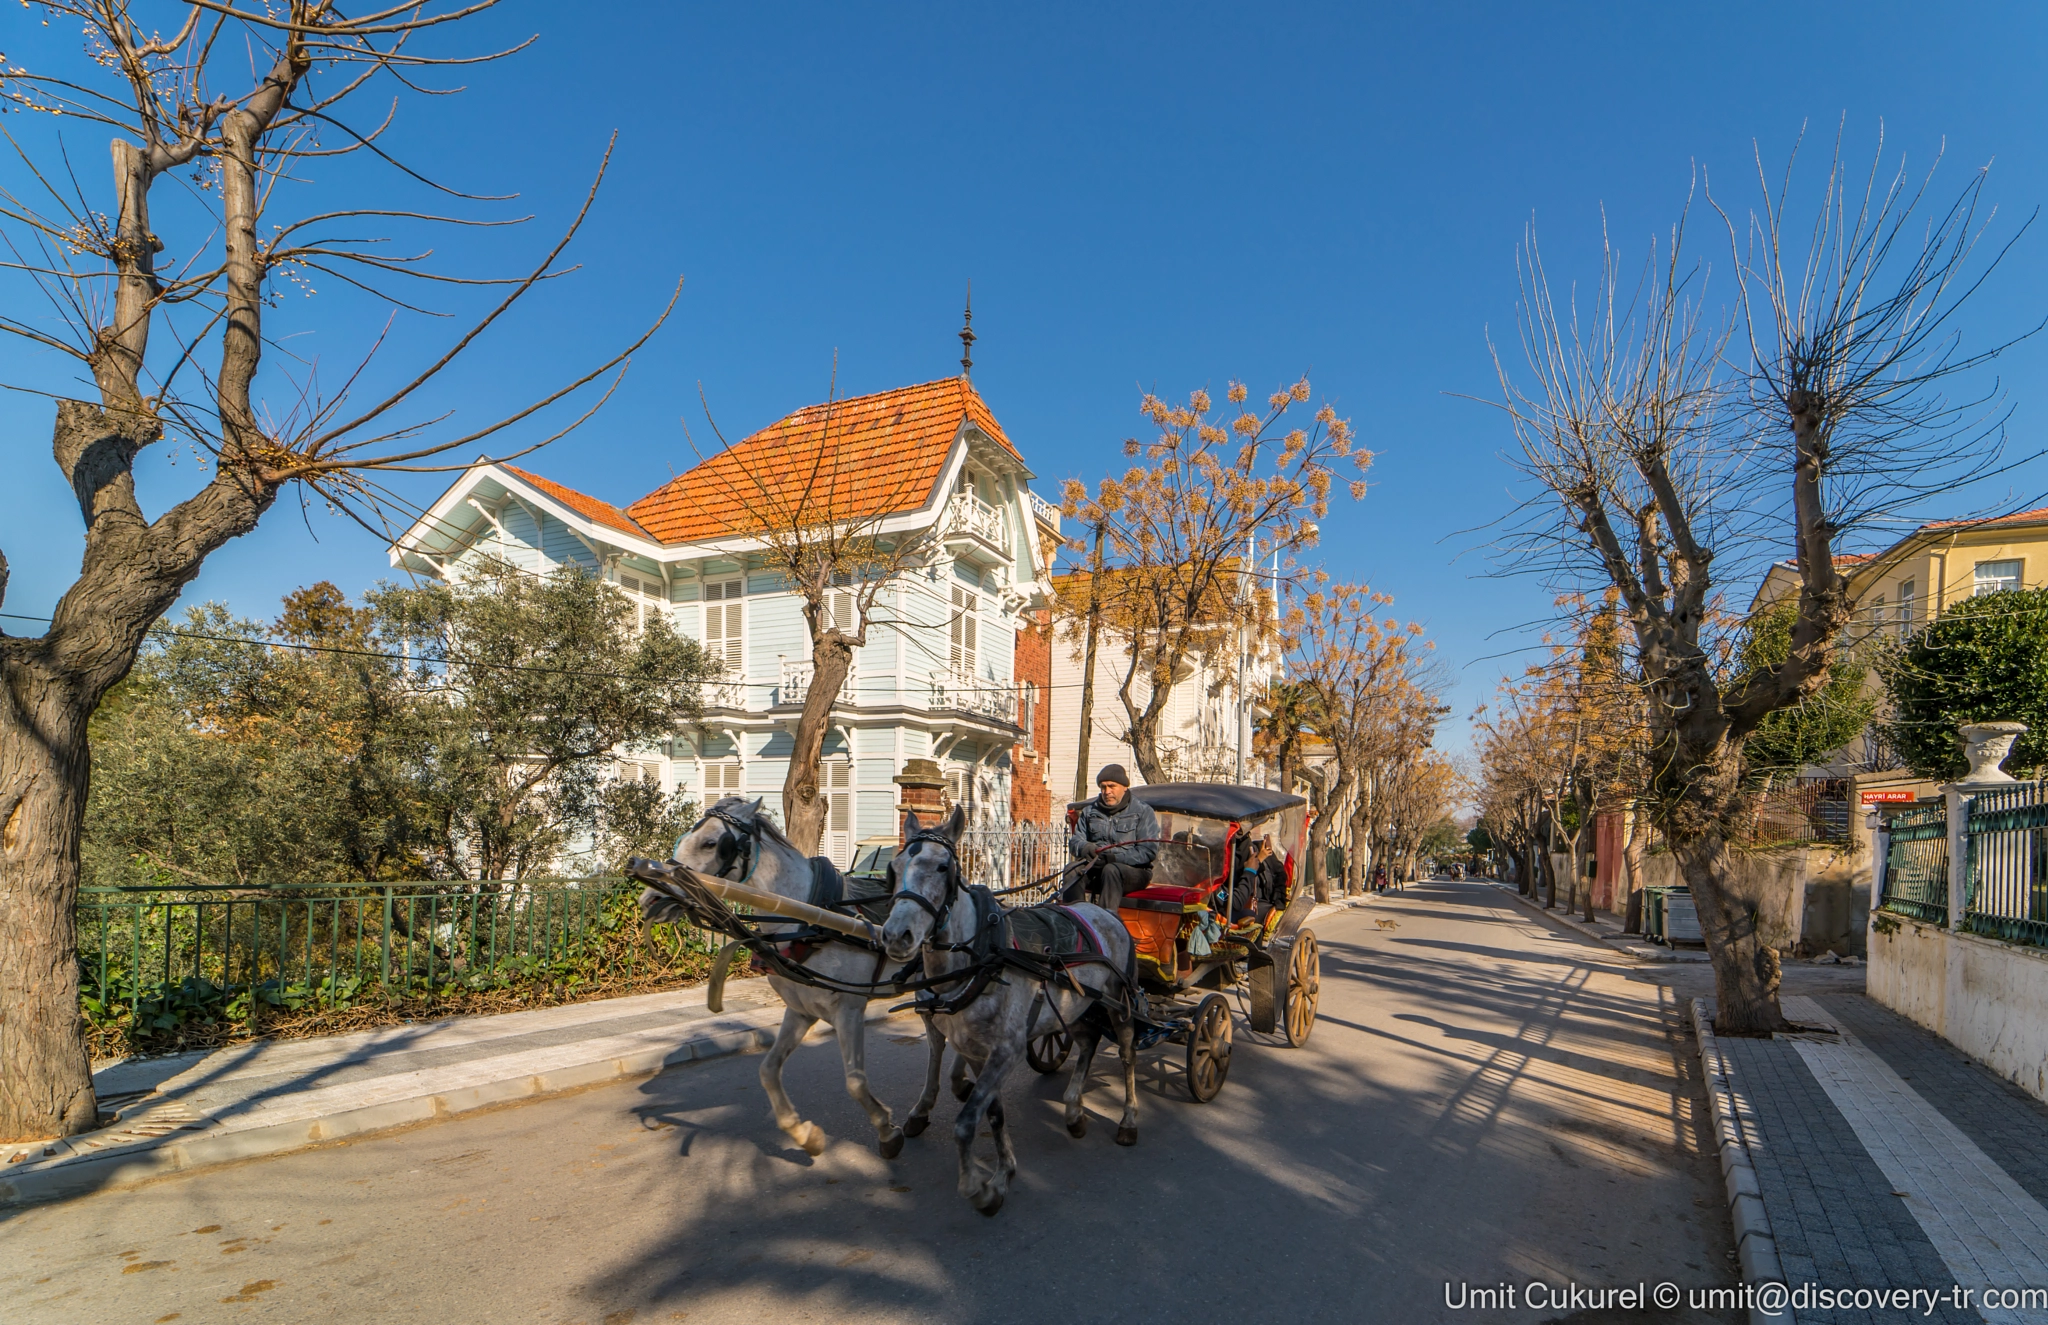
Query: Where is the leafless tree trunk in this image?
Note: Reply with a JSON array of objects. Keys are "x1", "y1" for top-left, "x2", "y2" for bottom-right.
[
  {"x1": 1494, "y1": 133, "x2": 2031, "y2": 1032},
  {"x1": 0, "y1": 1, "x2": 672, "y2": 1138}
]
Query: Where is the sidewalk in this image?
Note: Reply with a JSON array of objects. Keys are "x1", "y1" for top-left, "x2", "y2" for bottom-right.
[
  {"x1": 2, "y1": 900, "x2": 1359, "y2": 1209},
  {"x1": 1696, "y1": 990, "x2": 2048, "y2": 1325},
  {"x1": 1490, "y1": 877, "x2": 1712, "y2": 961},
  {"x1": 0, "y1": 976, "x2": 814, "y2": 1209}
]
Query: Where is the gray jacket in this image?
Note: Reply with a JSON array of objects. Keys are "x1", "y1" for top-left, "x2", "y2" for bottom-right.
[{"x1": 1069, "y1": 794, "x2": 1160, "y2": 868}]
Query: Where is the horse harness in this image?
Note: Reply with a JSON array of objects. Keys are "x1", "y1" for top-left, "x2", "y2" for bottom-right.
[{"x1": 891, "y1": 831, "x2": 1140, "y2": 1020}]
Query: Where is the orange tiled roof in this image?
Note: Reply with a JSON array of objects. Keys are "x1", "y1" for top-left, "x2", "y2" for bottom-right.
[
  {"x1": 1919, "y1": 507, "x2": 2048, "y2": 532},
  {"x1": 502, "y1": 465, "x2": 649, "y2": 539},
  {"x1": 626, "y1": 377, "x2": 1016, "y2": 545}
]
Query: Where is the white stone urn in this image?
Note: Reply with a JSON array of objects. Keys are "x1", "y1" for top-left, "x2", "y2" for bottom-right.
[{"x1": 1957, "y1": 721, "x2": 2028, "y2": 786}]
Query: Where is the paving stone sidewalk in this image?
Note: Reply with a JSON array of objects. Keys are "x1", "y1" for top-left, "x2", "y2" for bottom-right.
[
  {"x1": 0, "y1": 975, "x2": 835, "y2": 1209},
  {"x1": 1712, "y1": 992, "x2": 2048, "y2": 1324}
]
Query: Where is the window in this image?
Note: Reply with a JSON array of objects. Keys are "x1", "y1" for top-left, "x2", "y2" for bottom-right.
[
  {"x1": 955, "y1": 468, "x2": 982, "y2": 501},
  {"x1": 617, "y1": 573, "x2": 667, "y2": 631},
  {"x1": 944, "y1": 769, "x2": 966, "y2": 808},
  {"x1": 617, "y1": 759, "x2": 661, "y2": 785},
  {"x1": 701, "y1": 761, "x2": 744, "y2": 795},
  {"x1": 703, "y1": 579, "x2": 744, "y2": 670},
  {"x1": 824, "y1": 762, "x2": 852, "y2": 865},
  {"x1": 1975, "y1": 559, "x2": 2022, "y2": 596},
  {"x1": 950, "y1": 586, "x2": 978, "y2": 677},
  {"x1": 828, "y1": 589, "x2": 855, "y2": 634},
  {"x1": 1898, "y1": 580, "x2": 1915, "y2": 640},
  {"x1": 1018, "y1": 682, "x2": 1038, "y2": 750},
  {"x1": 1870, "y1": 593, "x2": 1885, "y2": 635}
]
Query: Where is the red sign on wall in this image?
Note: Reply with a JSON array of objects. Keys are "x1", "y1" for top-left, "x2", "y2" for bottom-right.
[{"x1": 1861, "y1": 789, "x2": 1917, "y2": 803}]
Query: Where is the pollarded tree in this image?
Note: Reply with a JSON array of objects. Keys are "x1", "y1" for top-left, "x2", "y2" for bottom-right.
[
  {"x1": 1061, "y1": 379, "x2": 1368, "y2": 784},
  {"x1": 1492, "y1": 133, "x2": 2033, "y2": 1032},
  {"x1": 0, "y1": 1, "x2": 675, "y2": 1139}
]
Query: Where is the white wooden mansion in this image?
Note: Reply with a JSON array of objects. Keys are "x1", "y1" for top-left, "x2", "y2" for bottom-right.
[{"x1": 391, "y1": 377, "x2": 1063, "y2": 866}]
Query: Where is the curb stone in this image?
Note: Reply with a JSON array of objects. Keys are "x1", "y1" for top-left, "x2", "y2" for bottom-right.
[
  {"x1": 4, "y1": 903, "x2": 1369, "y2": 1209},
  {"x1": 1488, "y1": 882, "x2": 1710, "y2": 962},
  {"x1": 1691, "y1": 997, "x2": 1789, "y2": 1325},
  {"x1": 0, "y1": 1000, "x2": 857, "y2": 1209}
]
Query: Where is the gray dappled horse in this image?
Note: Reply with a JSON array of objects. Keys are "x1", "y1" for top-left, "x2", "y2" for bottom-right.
[
  {"x1": 881, "y1": 806, "x2": 1140, "y2": 1216},
  {"x1": 638, "y1": 796, "x2": 948, "y2": 1157}
]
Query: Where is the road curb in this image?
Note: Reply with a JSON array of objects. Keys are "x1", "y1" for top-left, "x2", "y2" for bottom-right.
[
  {"x1": 0, "y1": 1007, "x2": 824, "y2": 1209},
  {"x1": 1690, "y1": 996, "x2": 1788, "y2": 1325},
  {"x1": 1487, "y1": 883, "x2": 1708, "y2": 962}
]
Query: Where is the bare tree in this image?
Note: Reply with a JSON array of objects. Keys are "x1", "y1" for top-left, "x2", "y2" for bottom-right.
[
  {"x1": 1492, "y1": 132, "x2": 2032, "y2": 1033},
  {"x1": 0, "y1": 1, "x2": 675, "y2": 1139},
  {"x1": 686, "y1": 372, "x2": 942, "y2": 853}
]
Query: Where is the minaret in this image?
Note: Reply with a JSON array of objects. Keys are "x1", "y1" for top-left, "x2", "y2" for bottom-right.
[{"x1": 959, "y1": 284, "x2": 975, "y2": 378}]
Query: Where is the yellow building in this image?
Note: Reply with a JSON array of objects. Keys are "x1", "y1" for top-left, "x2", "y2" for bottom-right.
[{"x1": 1756, "y1": 507, "x2": 2048, "y2": 642}]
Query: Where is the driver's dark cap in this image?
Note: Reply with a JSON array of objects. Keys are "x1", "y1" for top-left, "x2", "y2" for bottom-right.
[{"x1": 1096, "y1": 764, "x2": 1130, "y2": 788}]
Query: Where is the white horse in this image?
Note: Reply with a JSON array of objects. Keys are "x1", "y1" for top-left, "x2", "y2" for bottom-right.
[
  {"x1": 880, "y1": 806, "x2": 1141, "y2": 1216},
  {"x1": 638, "y1": 796, "x2": 948, "y2": 1157}
]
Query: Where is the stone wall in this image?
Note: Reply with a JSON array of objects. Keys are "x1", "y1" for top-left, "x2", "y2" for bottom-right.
[
  {"x1": 1869, "y1": 916, "x2": 2048, "y2": 1105},
  {"x1": 1637, "y1": 843, "x2": 1869, "y2": 956}
]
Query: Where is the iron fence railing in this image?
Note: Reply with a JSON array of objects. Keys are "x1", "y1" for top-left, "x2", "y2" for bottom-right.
[
  {"x1": 957, "y1": 824, "x2": 1074, "y2": 906},
  {"x1": 1880, "y1": 802, "x2": 1951, "y2": 926},
  {"x1": 1963, "y1": 784, "x2": 2048, "y2": 947},
  {"x1": 77, "y1": 877, "x2": 719, "y2": 1024},
  {"x1": 1745, "y1": 778, "x2": 1852, "y2": 845}
]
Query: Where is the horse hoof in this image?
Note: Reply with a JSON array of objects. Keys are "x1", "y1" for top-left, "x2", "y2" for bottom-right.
[
  {"x1": 878, "y1": 1129, "x2": 904, "y2": 1160},
  {"x1": 1115, "y1": 1125, "x2": 1138, "y2": 1147},
  {"x1": 797, "y1": 1123, "x2": 827, "y2": 1156},
  {"x1": 1066, "y1": 1116, "x2": 1088, "y2": 1139},
  {"x1": 902, "y1": 1115, "x2": 929, "y2": 1138},
  {"x1": 974, "y1": 1190, "x2": 1006, "y2": 1218},
  {"x1": 951, "y1": 1078, "x2": 973, "y2": 1102}
]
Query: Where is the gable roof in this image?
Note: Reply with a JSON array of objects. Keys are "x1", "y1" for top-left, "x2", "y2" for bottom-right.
[
  {"x1": 625, "y1": 377, "x2": 1017, "y2": 545},
  {"x1": 1919, "y1": 507, "x2": 2048, "y2": 533},
  {"x1": 502, "y1": 465, "x2": 649, "y2": 539}
]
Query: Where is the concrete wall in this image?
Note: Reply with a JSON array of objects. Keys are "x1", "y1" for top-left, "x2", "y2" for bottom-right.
[
  {"x1": 1869, "y1": 916, "x2": 2048, "y2": 1105},
  {"x1": 1638, "y1": 844, "x2": 1870, "y2": 956}
]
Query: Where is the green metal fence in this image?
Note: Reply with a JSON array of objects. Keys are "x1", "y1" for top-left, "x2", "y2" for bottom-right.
[
  {"x1": 77, "y1": 877, "x2": 717, "y2": 1024},
  {"x1": 1964, "y1": 784, "x2": 2048, "y2": 947},
  {"x1": 1880, "y1": 803, "x2": 1951, "y2": 927}
]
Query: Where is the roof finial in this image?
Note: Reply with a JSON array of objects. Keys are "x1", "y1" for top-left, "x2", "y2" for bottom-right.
[{"x1": 959, "y1": 283, "x2": 975, "y2": 378}]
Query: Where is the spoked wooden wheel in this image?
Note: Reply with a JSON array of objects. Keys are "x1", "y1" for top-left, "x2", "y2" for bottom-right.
[
  {"x1": 1184, "y1": 993, "x2": 1233, "y2": 1102},
  {"x1": 1027, "y1": 1028, "x2": 1074, "y2": 1075},
  {"x1": 1284, "y1": 930, "x2": 1320, "y2": 1047}
]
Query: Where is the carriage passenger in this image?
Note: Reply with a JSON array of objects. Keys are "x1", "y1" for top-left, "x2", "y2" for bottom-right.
[
  {"x1": 1224, "y1": 834, "x2": 1289, "y2": 929},
  {"x1": 1062, "y1": 764, "x2": 1158, "y2": 914}
]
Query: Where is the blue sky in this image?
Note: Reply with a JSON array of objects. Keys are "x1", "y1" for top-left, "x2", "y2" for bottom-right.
[{"x1": 4, "y1": 2, "x2": 2046, "y2": 758}]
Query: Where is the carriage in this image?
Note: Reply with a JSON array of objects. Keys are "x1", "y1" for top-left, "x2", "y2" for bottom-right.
[{"x1": 1028, "y1": 782, "x2": 1322, "y2": 1102}]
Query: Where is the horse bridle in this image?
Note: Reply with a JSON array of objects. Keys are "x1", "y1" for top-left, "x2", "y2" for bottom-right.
[
  {"x1": 888, "y1": 830, "x2": 965, "y2": 940},
  {"x1": 686, "y1": 805, "x2": 761, "y2": 885}
]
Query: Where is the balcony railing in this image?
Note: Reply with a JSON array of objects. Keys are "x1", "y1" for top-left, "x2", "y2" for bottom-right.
[
  {"x1": 1026, "y1": 488, "x2": 1061, "y2": 536},
  {"x1": 779, "y1": 658, "x2": 855, "y2": 707},
  {"x1": 702, "y1": 677, "x2": 749, "y2": 710},
  {"x1": 944, "y1": 492, "x2": 1010, "y2": 553},
  {"x1": 927, "y1": 673, "x2": 1022, "y2": 727}
]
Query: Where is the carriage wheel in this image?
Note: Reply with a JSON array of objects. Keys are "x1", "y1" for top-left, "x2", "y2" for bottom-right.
[
  {"x1": 1284, "y1": 930, "x2": 1320, "y2": 1047},
  {"x1": 1184, "y1": 993, "x2": 1233, "y2": 1102},
  {"x1": 1027, "y1": 1028, "x2": 1073, "y2": 1075}
]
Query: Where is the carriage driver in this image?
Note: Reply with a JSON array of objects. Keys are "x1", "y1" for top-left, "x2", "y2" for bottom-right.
[{"x1": 1063, "y1": 764, "x2": 1159, "y2": 914}]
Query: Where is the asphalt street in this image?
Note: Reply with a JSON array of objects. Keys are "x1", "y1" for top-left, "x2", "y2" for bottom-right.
[{"x1": 1, "y1": 880, "x2": 1739, "y2": 1325}]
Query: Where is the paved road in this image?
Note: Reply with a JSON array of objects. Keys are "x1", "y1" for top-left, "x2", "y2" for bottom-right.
[{"x1": 2, "y1": 881, "x2": 1737, "y2": 1324}]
